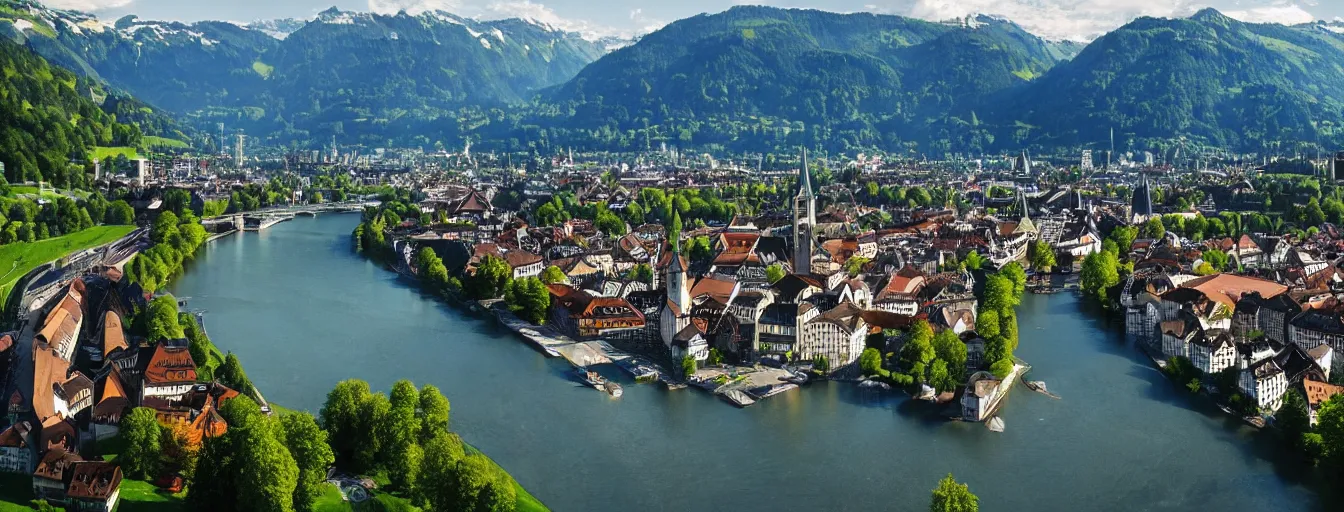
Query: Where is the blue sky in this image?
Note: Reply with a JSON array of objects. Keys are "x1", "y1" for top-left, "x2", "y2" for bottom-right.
[{"x1": 42, "y1": 0, "x2": 1344, "y2": 41}]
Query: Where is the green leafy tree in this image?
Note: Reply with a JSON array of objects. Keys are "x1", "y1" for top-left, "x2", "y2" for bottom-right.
[
  {"x1": 975, "y1": 309, "x2": 1000, "y2": 339},
  {"x1": 320, "y1": 379, "x2": 373, "y2": 469},
  {"x1": 218, "y1": 353, "x2": 255, "y2": 397},
  {"x1": 468, "y1": 254, "x2": 513, "y2": 300},
  {"x1": 933, "y1": 329, "x2": 968, "y2": 379},
  {"x1": 119, "y1": 407, "x2": 162, "y2": 479},
  {"x1": 146, "y1": 295, "x2": 185, "y2": 343},
  {"x1": 1202, "y1": 249, "x2": 1230, "y2": 272},
  {"x1": 417, "y1": 431, "x2": 467, "y2": 511},
  {"x1": 765, "y1": 263, "x2": 786, "y2": 284},
  {"x1": 1080, "y1": 251, "x2": 1120, "y2": 304},
  {"x1": 990, "y1": 358, "x2": 1014, "y2": 379},
  {"x1": 540, "y1": 265, "x2": 567, "y2": 285},
  {"x1": 279, "y1": 413, "x2": 335, "y2": 512},
  {"x1": 1028, "y1": 240, "x2": 1056, "y2": 272},
  {"x1": 930, "y1": 473, "x2": 979, "y2": 512},
  {"x1": 1194, "y1": 262, "x2": 1217, "y2": 276},
  {"x1": 1142, "y1": 217, "x2": 1166, "y2": 239},
  {"x1": 859, "y1": 347, "x2": 883, "y2": 376},
  {"x1": 707, "y1": 348, "x2": 724, "y2": 366},
  {"x1": 681, "y1": 355, "x2": 697, "y2": 379},
  {"x1": 963, "y1": 251, "x2": 984, "y2": 271},
  {"x1": 628, "y1": 263, "x2": 654, "y2": 284},
  {"x1": 1317, "y1": 394, "x2": 1344, "y2": 475},
  {"x1": 1277, "y1": 389, "x2": 1310, "y2": 449},
  {"x1": 981, "y1": 274, "x2": 1018, "y2": 312},
  {"x1": 237, "y1": 417, "x2": 300, "y2": 512},
  {"x1": 105, "y1": 200, "x2": 135, "y2": 225},
  {"x1": 504, "y1": 276, "x2": 551, "y2": 324},
  {"x1": 928, "y1": 359, "x2": 955, "y2": 393},
  {"x1": 418, "y1": 384, "x2": 451, "y2": 440},
  {"x1": 384, "y1": 380, "x2": 422, "y2": 493},
  {"x1": 999, "y1": 262, "x2": 1027, "y2": 299}
]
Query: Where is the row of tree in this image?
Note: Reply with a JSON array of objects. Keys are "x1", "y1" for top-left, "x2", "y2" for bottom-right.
[
  {"x1": 320, "y1": 379, "x2": 520, "y2": 512},
  {"x1": 123, "y1": 210, "x2": 210, "y2": 292}
]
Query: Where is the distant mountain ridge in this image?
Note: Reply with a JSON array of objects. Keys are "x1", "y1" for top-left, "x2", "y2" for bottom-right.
[
  {"x1": 0, "y1": 0, "x2": 622, "y2": 146},
  {"x1": 5, "y1": 0, "x2": 1344, "y2": 155}
]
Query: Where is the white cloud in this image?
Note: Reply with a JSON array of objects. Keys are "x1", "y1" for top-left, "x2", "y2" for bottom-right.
[
  {"x1": 40, "y1": 0, "x2": 135, "y2": 11},
  {"x1": 367, "y1": 0, "x2": 464, "y2": 16},
  {"x1": 881, "y1": 1, "x2": 1323, "y2": 41}
]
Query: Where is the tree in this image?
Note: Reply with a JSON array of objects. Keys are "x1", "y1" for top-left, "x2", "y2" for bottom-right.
[
  {"x1": 900, "y1": 322, "x2": 936, "y2": 376},
  {"x1": 765, "y1": 263, "x2": 786, "y2": 284},
  {"x1": 1202, "y1": 249, "x2": 1230, "y2": 271},
  {"x1": 989, "y1": 358, "x2": 1014, "y2": 379},
  {"x1": 707, "y1": 348, "x2": 724, "y2": 366},
  {"x1": 963, "y1": 250, "x2": 984, "y2": 270},
  {"x1": 859, "y1": 347, "x2": 882, "y2": 376},
  {"x1": 151, "y1": 211, "x2": 180, "y2": 244},
  {"x1": 236, "y1": 417, "x2": 300, "y2": 512},
  {"x1": 540, "y1": 265, "x2": 567, "y2": 285},
  {"x1": 105, "y1": 200, "x2": 135, "y2": 225},
  {"x1": 1194, "y1": 262, "x2": 1217, "y2": 276},
  {"x1": 1317, "y1": 394, "x2": 1344, "y2": 475},
  {"x1": 146, "y1": 295, "x2": 185, "y2": 343},
  {"x1": 669, "y1": 210, "x2": 683, "y2": 251},
  {"x1": 418, "y1": 431, "x2": 467, "y2": 511},
  {"x1": 119, "y1": 407, "x2": 162, "y2": 479},
  {"x1": 999, "y1": 262, "x2": 1026, "y2": 299},
  {"x1": 929, "y1": 359, "x2": 956, "y2": 393},
  {"x1": 681, "y1": 355, "x2": 697, "y2": 379},
  {"x1": 468, "y1": 254, "x2": 512, "y2": 300},
  {"x1": 930, "y1": 474, "x2": 979, "y2": 512},
  {"x1": 1080, "y1": 251, "x2": 1120, "y2": 304},
  {"x1": 981, "y1": 274, "x2": 1018, "y2": 313},
  {"x1": 1142, "y1": 217, "x2": 1165, "y2": 239},
  {"x1": 686, "y1": 235, "x2": 713, "y2": 264},
  {"x1": 932, "y1": 329, "x2": 968, "y2": 379},
  {"x1": 843, "y1": 256, "x2": 871, "y2": 277},
  {"x1": 628, "y1": 263, "x2": 654, "y2": 284},
  {"x1": 504, "y1": 276, "x2": 551, "y2": 324},
  {"x1": 1277, "y1": 389, "x2": 1310, "y2": 450},
  {"x1": 280, "y1": 413, "x2": 335, "y2": 512},
  {"x1": 320, "y1": 379, "x2": 372, "y2": 469},
  {"x1": 415, "y1": 247, "x2": 452, "y2": 292},
  {"x1": 1029, "y1": 240, "x2": 1056, "y2": 272},
  {"x1": 218, "y1": 353, "x2": 255, "y2": 397},
  {"x1": 418, "y1": 384, "x2": 451, "y2": 440},
  {"x1": 975, "y1": 309, "x2": 1000, "y2": 339}
]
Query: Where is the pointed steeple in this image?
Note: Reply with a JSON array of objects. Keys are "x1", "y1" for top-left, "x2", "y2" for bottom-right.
[{"x1": 796, "y1": 148, "x2": 814, "y2": 199}]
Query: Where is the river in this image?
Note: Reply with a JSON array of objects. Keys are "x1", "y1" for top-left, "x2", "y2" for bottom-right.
[{"x1": 169, "y1": 214, "x2": 1318, "y2": 511}]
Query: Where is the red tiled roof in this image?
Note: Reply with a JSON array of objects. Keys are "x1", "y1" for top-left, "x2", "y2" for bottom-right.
[
  {"x1": 144, "y1": 343, "x2": 197, "y2": 385},
  {"x1": 1178, "y1": 274, "x2": 1288, "y2": 309},
  {"x1": 66, "y1": 462, "x2": 122, "y2": 501},
  {"x1": 103, "y1": 311, "x2": 128, "y2": 358},
  {"x1": 1304, "y1": 379, "x2": 1344, "y2": 409}
]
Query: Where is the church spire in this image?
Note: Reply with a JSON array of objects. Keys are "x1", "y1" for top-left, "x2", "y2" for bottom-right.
[{"x1": 796, "y1": 148, "x2": 814, "y2": 199}]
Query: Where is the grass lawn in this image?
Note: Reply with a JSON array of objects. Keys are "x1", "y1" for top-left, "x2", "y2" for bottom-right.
[
  {"x1": 0, "y1": 225, "x2": 136, "y2": 308},
  {"x1": 114, "y1": 479, "x2": 185, "y2": 512},
  {"x1": 140, "y1": 136, "x2": 188, "y2": 149},
  {"x1": 92, "y1": 146, "x2": 139, "y2": 161}
]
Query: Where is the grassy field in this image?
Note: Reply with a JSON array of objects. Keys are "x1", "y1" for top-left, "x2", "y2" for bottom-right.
[
  {"x1": 92, "y1": 146, "x2": 139, "y2": 161},
  {"x1": 141, "y1": 136, "x2": 189, "y2": 149},
  {"x1": 115, "y1": 479, "x2": 186, "y2": 512},
  {"x1": 0, "y1": 225, "x2": 136, "y2": 309}
]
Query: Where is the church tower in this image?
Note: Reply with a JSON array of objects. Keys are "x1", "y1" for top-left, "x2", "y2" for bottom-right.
[
  {"x1": 793, "y1": 149, "x2": 816, "y2": 275},
  {"x1": 667, "y1": 251, "x2": 689, "y2": 314}
]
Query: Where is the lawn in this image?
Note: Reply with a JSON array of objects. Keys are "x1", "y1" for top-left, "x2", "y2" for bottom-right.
[
  {"x1": 92, "y1": 146, "x2": 139, "y2": 161},
  {"x1": 114, "y1": 479, "x2": 185, "y2": 512},
  {"x1": 0, "y1": 225, "x2": 137, "y2": 309},
  {"x1": 141, "y1": 136, "x2": 189, "y2": 149}
]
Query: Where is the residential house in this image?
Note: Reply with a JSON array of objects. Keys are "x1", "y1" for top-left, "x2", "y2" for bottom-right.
[
  {"x1": 798, "y1": 302, "x2": 869, "y2": 375},
  {"x1": 547, "y1": 285, "x2": 647, "y2": 341},
  {"x1": 91, "y1": 369, "x2": 129, "y2": 441},
  {"x1": 0, "y1": 421, "x2": 31, "y2": 473},
  {"x1": 32, "y1": 449, "x2": 81, "y2": 502},
  {"x1": 140, "y1": 339, "x2": 197, "y2": 403},
  {"x1": 1303, "y1": 379, "x2": 1344, "y2": 426},
  {"x1": 1288, "y1": 303, "x2": 1344, "y2": 374},
  {"x1": 962, "y1": 371, "x2": 1004, "y2": 421},
  {"x1": 65, "y1": 461, "x2": 122, "y2": 512},
  {"x1": 1239, "y1": 351, "x2": 1289, "y2": 412}
]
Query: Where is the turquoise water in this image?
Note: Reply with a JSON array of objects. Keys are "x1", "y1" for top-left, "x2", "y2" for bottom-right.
[{"x1": 170, "y1": 214, "x2": 1317, "y2": 511}]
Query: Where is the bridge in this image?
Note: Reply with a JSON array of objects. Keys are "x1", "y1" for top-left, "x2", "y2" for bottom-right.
[{"x1": 202, "y1": 201, "x2": 372, "y2": 232}]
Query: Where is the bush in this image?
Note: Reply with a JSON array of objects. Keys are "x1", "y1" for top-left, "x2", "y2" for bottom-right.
[{"x1": 989, "y1": 358, "x2": 1014, "y2": 379}]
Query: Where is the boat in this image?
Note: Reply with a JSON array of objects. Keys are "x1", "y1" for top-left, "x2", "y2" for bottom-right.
[
  {"x1": 574, "y1": 367, "x2": 607, "y2": 392},
  {"x1": 606, "y1": 382, "x2": 623, "y2": 398}
]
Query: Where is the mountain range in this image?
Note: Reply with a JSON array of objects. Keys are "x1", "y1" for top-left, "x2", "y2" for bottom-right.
[{"x1": 5, "y1": 0, "x2": 1344, "y2": 156}]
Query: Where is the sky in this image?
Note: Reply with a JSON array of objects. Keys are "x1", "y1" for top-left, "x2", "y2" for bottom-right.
[{"x1": 39, "y1": 0, "x2": 1344, "y2": 41}]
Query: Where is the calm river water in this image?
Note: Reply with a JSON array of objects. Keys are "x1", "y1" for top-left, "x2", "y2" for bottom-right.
[{"x1": 170, "y1": 214, "x2": 1317, "y2": 511}]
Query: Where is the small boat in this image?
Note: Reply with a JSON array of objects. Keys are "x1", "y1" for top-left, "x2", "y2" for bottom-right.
[
  {"x1": 606, "y1": 382, "x2": 623, "y2": 398},
  {"x1": 574, "y1": 367, "x2": 607, "y2": 392}
]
